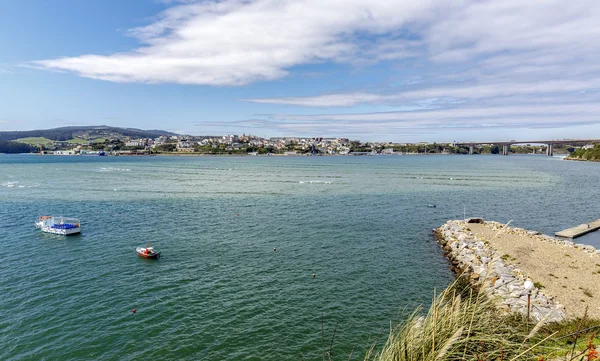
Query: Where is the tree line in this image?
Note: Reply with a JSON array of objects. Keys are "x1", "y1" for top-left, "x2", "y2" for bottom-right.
[{"x1": 0, "y1": 141, "x2": 38, "y2": 154}]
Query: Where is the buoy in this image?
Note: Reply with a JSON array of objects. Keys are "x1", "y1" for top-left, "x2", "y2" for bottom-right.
[
  {"x1": 132, "y1": 309, "x2": 137, "y2": 314},
  {"x1": 274, "y1": 248, "x2": 277, "y2": 252},
  {"x1": 312, "y1": 274, "x2": 316, "y2": 278}
]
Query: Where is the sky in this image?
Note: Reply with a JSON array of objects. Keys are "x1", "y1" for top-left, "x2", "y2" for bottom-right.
[{"x1": 1, "y1": 0, "x2": 600, "y2": 142}]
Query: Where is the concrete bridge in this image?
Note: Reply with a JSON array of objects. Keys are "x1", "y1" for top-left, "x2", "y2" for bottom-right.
[{"x1": 455, "y1": 139, "x2": 600, "y2": 156}]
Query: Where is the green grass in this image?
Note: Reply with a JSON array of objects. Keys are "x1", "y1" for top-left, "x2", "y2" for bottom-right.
[
  {"x1": 15, "y1": 137, "x2": 54, "y2": 145},
  {"x1": 65, "y1": 138, "x2": 89, "y2": 144}
]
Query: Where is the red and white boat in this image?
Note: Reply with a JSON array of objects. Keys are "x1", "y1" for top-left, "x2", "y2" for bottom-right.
[{"x1": 136, "y1": 246, "x2": 161, "y2": 259}]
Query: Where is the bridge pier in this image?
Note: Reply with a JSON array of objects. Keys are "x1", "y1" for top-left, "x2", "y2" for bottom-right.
[
  {"x1": 546, "y1": 143, "x2": 553, "y2": 156},
  {"x1": 469, "y1": 145, "x2": 474, "y2": 155},
  {"x1": 502, "y1": 144, "x2": 509, "y2": 155}
]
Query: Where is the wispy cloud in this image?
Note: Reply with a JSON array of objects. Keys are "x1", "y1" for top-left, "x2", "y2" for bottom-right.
[
  {"x1": 243, "y1": 79, "x2": 600, "y2": 107},
  {"x1": 224, "y1": 99, "x2": 600, "y2": 139}
]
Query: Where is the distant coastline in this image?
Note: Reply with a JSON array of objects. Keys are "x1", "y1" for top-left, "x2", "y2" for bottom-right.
[{"x1": 565, "y1": 145, "x2": 600, "y2": 162}]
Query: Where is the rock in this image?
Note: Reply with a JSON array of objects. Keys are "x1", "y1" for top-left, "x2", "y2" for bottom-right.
[
  {"x1": 435, "y1": 219, "x2": 566, "y2": 323},
  {"x1": 581, "y1": 245, "x2": 596, "y2": 253}
]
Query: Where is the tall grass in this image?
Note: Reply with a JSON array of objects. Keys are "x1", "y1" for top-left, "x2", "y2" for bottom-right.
[{"x1": 363, "y1": 276, "x2": 554, "y2": 361}]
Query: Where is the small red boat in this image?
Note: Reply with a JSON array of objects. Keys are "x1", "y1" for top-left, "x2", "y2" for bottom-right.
[{"x1": 136, "y1": 246, "x2": 161, "y2": 259}]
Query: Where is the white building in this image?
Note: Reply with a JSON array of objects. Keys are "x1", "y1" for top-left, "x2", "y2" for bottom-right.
[{"x1": 125, "y1": 139, "x2": 147, "y2": 147}]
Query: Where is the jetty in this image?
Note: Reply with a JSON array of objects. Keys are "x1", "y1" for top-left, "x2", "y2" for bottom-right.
[
  {"x1": 435, "y1": 219, "x2": 600, "y2": 320},
  {"x1": 555, "y1": 219, "x2": 600, "y2": 239}
]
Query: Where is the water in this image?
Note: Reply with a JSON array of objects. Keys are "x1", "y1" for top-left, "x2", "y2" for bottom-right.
[{"x1": 1, "y1": 154, "x2": 599, "y2": 360}]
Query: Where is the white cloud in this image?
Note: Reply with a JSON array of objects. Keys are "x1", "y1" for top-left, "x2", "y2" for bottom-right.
[
  {"x1": 33, "y1": 0, "x2": 600, "y2": 88},
  {"x1": 33, "y1": 0, "x2": 438, "y2": 85}
]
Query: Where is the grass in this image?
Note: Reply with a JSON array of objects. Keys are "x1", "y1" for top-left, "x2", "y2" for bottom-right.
[
  {"x1": 65, "y1": 138, "x2": 89, "y2": 144},
  {"x1": 15, "y1": 137, "x2": 54, "y2": 145},
  {"x1": 501, "y1": 254, "x2": 517, "y2": 262},
  {"x1": 364, "y1": 276, "x2": 542, "y2": 361},
  {"x1": 362, "y1": 275, "x2": 600, "y2": 361}
]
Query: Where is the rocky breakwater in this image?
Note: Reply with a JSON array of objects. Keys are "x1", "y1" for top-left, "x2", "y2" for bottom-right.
[{"x1": 434, "y1": 219, "x2": 567, "y2": 323}]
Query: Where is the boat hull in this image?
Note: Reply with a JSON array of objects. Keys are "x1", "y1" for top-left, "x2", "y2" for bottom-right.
[
  {"x1": 41, "y1": 226, "x2": 81, "y2": 236},
  {"x1": 136, "y1": 248, "x2": 161, "y2": 259}
]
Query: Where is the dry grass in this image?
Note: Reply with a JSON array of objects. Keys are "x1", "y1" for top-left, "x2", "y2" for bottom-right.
[
  {"x1": 362, "y1": 276, "x2": 600, "y2": 361},
  {"x1": 363, "y1": 276, "x2": 552, "y2": 361}
]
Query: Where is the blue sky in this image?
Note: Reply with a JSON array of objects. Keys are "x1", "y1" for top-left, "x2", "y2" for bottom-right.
[{"x1": 1, "y1": 0, "x2": 600, "y2": 142}]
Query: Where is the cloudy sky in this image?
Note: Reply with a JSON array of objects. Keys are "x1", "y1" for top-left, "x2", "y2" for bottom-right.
[{"x1": 1, "y1": 0, "x2": 599, "y2": 141}]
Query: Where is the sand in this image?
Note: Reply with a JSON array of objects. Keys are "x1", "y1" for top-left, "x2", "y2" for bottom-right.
[{"x1": 468, "y1": 223, "x2": 600, "y2": 319}]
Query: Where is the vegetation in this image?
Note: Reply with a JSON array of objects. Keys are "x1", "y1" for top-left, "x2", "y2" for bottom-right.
[
  {"x1": 14, "y1": 137, "x2": 55, "y2": 145},
  {"x1": 0, "y1": 140, "x2": 38, "y2": 154},
  {"x1": 361, "y1": 276, "x2": 600, "y2": 361},
  {"x1": 568, "y1": 146, "x2": 600, "y2": 161},
  {"x1": 0, "y1": 126, "x2": 176, "y2": 142}
]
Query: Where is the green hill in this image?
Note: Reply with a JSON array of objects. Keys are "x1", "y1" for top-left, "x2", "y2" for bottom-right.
[
  {"x1": 567, "y1": 145, "x2": 600, "y2": 161},
  {"x1": 0, "y1": 126, "x2": 178, "y2": 143},
  {"x1": 14, "y1": 137, "x2": 55, "y2": 145}
]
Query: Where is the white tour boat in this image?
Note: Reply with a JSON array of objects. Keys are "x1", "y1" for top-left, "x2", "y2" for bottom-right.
[{"x1": 35, "y1": 216, "x2": 81, "y2": 236}]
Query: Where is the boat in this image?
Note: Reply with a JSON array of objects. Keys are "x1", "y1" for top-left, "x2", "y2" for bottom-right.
[
  {"x1": 427, "y1": 204, "x2": 437, "y2": 208},
  {"x1": 35, "y1": 216, "x2": 81, "y2": 235},
  {"x1": 136, "y1": 246, "x2": 161, "y2": 259}
]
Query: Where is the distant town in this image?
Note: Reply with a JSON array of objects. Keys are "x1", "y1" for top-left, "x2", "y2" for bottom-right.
[
  {"x1": 16, "y1": 135, "x2": 586, "y2": 156},
  {"x1": 0, "y1": 126, "x2": 592, "y2": 156}
]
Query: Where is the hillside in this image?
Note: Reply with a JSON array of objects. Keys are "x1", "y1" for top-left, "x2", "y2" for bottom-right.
[
  {"x1": 0, "y1": 140, "x2": 38, "y2": 154},
  {"x1": 567, "y1": 145, "x2": 600, "y2": 161},
  {"x1": 0, "y1": 126, "x2": 177, "y2": 143}
]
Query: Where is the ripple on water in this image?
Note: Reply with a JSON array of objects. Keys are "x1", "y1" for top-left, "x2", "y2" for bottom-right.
[{"x1": 1, "y1": 155, "x2": 598, "y2": 360}]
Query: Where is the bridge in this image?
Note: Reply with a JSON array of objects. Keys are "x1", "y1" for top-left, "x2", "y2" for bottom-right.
[{"x1": 455, "y1": 139, "x2": 600, "y2": 156}]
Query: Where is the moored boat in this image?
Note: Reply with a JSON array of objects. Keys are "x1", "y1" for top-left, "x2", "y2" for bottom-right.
[
  {"x1": 136, "y1": 246, "x2": 161, "y2": 259},
  {"x1": 35, "y1": 216, "x2": 81, "y2": 235}
]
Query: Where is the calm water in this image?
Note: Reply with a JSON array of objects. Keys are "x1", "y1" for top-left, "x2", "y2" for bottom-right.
[{"x1": 1, "y1": 154, "x2": 599, "y2": 360}]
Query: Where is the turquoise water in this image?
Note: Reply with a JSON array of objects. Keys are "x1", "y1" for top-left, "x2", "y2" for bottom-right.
[{"x1": 1, "y1": 154, "x2": 599, "y2": 360}]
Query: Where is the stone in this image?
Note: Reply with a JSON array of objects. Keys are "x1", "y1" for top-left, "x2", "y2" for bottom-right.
[
  {"x1": 435, "y1": 219, "x2": 565, "y2": 323},
  {"x1": 581, "y1": 245, "x2": 596, "y2": 253}
]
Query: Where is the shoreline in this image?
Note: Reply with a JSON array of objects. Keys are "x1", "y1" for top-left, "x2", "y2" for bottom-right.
[{"x1": 564, "y1": 156, "x2": 600, "y2": 162}]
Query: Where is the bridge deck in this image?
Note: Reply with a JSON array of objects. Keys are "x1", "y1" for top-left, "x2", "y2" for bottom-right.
[{"x1": 555, "y1": 219, "x2": 600, "y2": 239}]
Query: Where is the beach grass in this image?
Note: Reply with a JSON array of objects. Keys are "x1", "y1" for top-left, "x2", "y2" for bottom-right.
[{"x1": 362, "y1": 276, "x2": 600, "y2": 361}]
